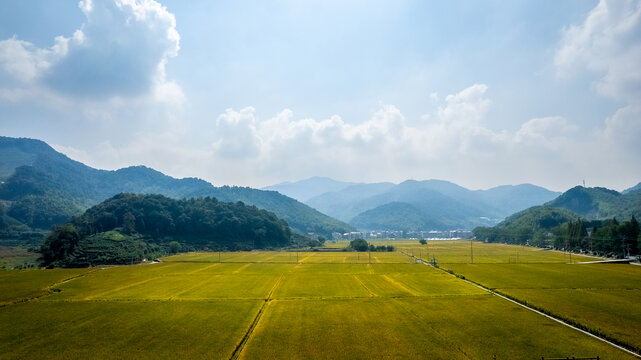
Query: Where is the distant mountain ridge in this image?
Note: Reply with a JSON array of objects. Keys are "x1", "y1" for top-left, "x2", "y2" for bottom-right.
[
  {"x1": 262, "y1": 177, "x2": 358, "y2": 202},
  {"x1": 0, "y1": 136, "x2": 353, "y2": 237},
  {"x1": 623, "y1": 182, "x2": 641, "y2": 194},
  {"x1": 269, "y1": 177, "x2": 561, "y2": 231}
]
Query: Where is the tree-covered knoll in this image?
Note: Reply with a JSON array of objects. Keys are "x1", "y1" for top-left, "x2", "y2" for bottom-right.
[{"x1": 41, "y1": 194, "x2": 292, "y2": 267}]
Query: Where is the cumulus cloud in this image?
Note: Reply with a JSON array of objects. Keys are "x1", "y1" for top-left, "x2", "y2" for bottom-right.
[
  {"x1": 555, "y1": 0, "x2": 641, "y2": 102},
  {"x1": 202, "y1": 84, "x2": 589, "y2": 188},
  {"x1": 0, "y1": 0, "x2": 182, "y2": 104},
  {"x1": 213, "y1": 107, "x2": 262, "y2": 158}
]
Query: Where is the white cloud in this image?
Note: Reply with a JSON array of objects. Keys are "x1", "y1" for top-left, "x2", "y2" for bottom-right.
[
  {"x1": 47, "y1": 81, "x2": 639, "y2": 191},
  {"x1": 554, "y1": 0, "x2": 641, "y2": 183},
  {"x1": 555, "y1": 0, "x2": 641, "y2": 102},
  {"x1": 0, "y1": 0, "x2": 182, "y2": 105},
  {"x1": 514, "y1": 116, "x2": 577, "y2": 148},
  {"x1": 213, "y1": 107, "x2": 262, "y2": 158}
]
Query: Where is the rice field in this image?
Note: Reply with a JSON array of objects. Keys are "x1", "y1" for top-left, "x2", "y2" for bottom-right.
[
  {"x1": 0, "y1": 243, "x2": 639, "y2": 359},
  {"x1": 391, "y1": 239, "x2": 601, "y2": 264},
  {"x1": 443, "y1": 262, "x2": 641, "y2": 352}
]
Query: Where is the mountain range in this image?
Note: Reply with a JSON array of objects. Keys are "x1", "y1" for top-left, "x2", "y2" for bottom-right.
[
  {"x1": 2, "y1": 136, "x2": 638, "y2": 238},
  {"x1": 267, "y1": 177, "x2": 562, "y2": 231},
  {"x1": 0, "y1": 137, "x2": 354, "y2": 237}
]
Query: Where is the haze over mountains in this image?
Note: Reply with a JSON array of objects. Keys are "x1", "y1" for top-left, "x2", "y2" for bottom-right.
[{"x1": 265, "y1": 177, "x2": 562, "y2": 231}]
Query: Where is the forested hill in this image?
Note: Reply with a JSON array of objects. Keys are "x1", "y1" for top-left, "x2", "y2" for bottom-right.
[
  {"x1": 41, "y1": 194, "x2": 291, "y2": 267},
  {"x1": 192, "y1": 186, "x2": 354, "y2": 239},
  {"x1": 545, "y1": 186, "x2": 641, "y2": 220},
  {"x1": 473, "y1": 186, "x2": 641, "y2": 257},
  {"x1": 0, "y1": 136, "x2": 353, "y2": 237}
]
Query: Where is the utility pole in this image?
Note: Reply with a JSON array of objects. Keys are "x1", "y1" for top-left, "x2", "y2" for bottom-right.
[
  {"x1": 470, "y1": 239, "x2": 474, "y2": 264},
  {"x1": 426, "y1": 239, "x2": 429, "y2": 260}
]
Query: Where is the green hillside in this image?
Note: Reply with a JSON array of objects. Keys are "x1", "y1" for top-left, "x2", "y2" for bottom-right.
[{"x1": 350, "y1": 202, "x2": 447, "y2": 231}]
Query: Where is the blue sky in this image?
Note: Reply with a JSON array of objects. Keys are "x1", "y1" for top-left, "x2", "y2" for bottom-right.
[{"x1": 1, "y1": 0, "x2": 640, "y2": 191}]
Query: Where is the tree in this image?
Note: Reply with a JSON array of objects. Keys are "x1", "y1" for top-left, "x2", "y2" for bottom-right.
[
  {"x1": 41, "y1": 224, "x2": 80, "y2": 267},
  {"x1": 168, "y1": 241, "x2": 182, "y2": 254},
  {"x1": 122, "y1": 212, "x2": 136, "y2": 235},
  {"x1": 349, "y1": 238, "x2": 368, "y2": 252},
  {"x1": 419, "y1": 239, "x2": 427, "y2": 245}
]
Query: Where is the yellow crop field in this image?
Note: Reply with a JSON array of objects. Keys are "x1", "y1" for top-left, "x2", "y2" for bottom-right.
[{"x1": 1, "y1": 244, "x2": 639, "y2": 359}]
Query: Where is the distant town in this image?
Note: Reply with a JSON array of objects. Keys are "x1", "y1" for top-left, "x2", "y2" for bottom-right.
[{"x1": 332, "y1": 230, "x2": 473, "y2": 241}]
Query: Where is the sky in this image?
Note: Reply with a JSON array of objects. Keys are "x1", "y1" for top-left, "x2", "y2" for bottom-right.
[{"x1": 0, "y1": 0, "x2": 640, "y2": 192}]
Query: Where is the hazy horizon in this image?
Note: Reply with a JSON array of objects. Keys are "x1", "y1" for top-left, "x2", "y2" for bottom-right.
[{"x1": 1, "y1": 0, "x2": 640, "y2": 192}]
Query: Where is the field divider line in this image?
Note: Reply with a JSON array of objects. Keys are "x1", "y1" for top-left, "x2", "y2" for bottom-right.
[
  {"x1": 232, "y1": 263, "x2": 252, "y2": 274},
  {"x1": 229, "y1": 274, "x2": 284, "y2": 360},
  {"x1": 84, "y1": 276, "x2": 158, "y2": 300},
  {"x1": 424, "y1": 262, "x2": 641, "y2": 358},
  {"x1": 189, "y1": 262, "x2": 221, "y2": 274},
  {"x1": 380, "y1": 274, "x2": 421, "y2": 297},
  {"x1": 0, "y1": 267, "x2": 101, "y2": 308},
  {"x1": 170, "y1": 275, "x2": 221, "y2": 300},
  {"x1": 353, "y1": 275, "x2": 377, "y2": 297}
]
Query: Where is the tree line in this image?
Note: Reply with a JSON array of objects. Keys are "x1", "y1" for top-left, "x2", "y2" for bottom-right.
[{"x1": 474, "y1": 214, "x2": 639, "y2": 258}]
